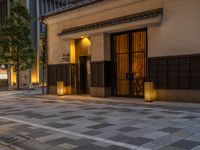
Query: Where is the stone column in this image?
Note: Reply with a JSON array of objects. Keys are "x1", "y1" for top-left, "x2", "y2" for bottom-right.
[{"x1": 90, "y1": 33, "x2": 112, "y2": 97}]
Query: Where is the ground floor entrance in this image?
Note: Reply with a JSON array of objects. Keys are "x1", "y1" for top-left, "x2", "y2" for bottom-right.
[
  {"x1": 112, "y1": 29, "x2": 147, "y2": 97},
  {"x1": 47, "y1": 29, "x2": 147, "y2": 98},
  {"x1": 77, "y1": 56, "x2": 91, "y2": 95}
]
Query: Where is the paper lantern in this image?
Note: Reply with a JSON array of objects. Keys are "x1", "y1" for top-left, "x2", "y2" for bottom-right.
[
  {"x1": 144, "y1": 82, "x2": 156, "y2": 102},
  {"x1": 57, "y1": 81, "x2": 64, "y2": 96}
]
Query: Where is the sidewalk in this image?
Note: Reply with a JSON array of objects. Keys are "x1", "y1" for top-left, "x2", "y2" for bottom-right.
[
  {"x1": 31, "y1": 94, "x2": 200, "y2": 109},
  {"x1": 0, "y1": 143, "x2": 12, "y2": 150},
  {"x1": 0, "y1": 89, "x2": 200, "y2": 150},
  {"x1": 0, "y1": 142, "x2": 23, "y2": 150}
]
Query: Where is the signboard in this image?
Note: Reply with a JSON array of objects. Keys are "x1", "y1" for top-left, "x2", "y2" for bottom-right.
[
  {"x1": 0, "y1": 65, "x2": 8, "y2": 90},
  {"x1": 61, "y1": 52, "x2": 70, "y2": 63},
  {"x1": 0, "y1": 65, "x2": 8, "y2": 79}
]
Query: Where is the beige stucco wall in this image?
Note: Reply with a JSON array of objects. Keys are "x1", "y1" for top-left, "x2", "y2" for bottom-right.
[
  {"x1": 91, "y1": 33, "x2": 110, "y2": 62},
  {"x1": 156, "y1": 89, "x2": 200, "y2": 102},
  {"x1": 148, "y1": 0, "x2": 200, "y2": 57},
  {"x1": 48, "y1": 25, "x2": 70, "y2": 64},
  {"x1": 90, "y1": 87, "x2": 111, "y2": 97},
  {"x1": 45, "y1": 0, "x2": 162, "y2": 64},
  {"x1": 45, "y1": 0, "x2": 162, "y2": 27},
  {"x1": 46, "y1": 0, "x2": 200, "y2": 63}
]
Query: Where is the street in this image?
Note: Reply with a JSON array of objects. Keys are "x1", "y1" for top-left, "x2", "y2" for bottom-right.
[{"x1": 0, "y1": 89, "x2": 200, "y2": 150}]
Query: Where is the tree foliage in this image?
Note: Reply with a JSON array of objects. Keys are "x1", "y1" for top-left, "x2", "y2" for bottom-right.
[
  {"x1": 0, "y1": 0, "x2": 35, "y2": 71},
  {"x1": 0, "y1": 0, "x2": 35, "y2": 88}
]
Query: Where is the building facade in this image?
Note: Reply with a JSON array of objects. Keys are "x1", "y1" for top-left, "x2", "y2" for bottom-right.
[
  {"x1": 41, "y1": 0, "x2": 200, "y2": 102},
  {"x1": 28, "y1": 0, "x2": 71, "y2": 84}
]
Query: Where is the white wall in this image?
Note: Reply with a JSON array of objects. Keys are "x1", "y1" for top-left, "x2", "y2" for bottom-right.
[{"x1": 148, "y1": 0, "x2": 200, "y2": 57}]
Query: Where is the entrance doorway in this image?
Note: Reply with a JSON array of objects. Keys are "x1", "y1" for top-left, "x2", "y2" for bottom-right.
[
  {"x1": 78, "y1": 56, "x2": 91, "y2": 94},
  {"x1": 112, "y1": 29, "x2": 147, "y2": 97},
  {"x1": 74, "y1": 37, "x2": 91, "y2": 95}
]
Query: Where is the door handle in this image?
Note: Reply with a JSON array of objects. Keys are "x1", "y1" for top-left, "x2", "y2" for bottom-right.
[
  {"x1": 126, "y1": 73, "x2": 134, "y2": 80},
  {"x1": 126, "y1": 73, "x2": 129, "y2": 79}
]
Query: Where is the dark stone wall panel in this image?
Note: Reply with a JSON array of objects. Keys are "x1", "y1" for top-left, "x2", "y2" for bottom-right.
[
  {"x1": 148, "y1": 54, "x2": 200, "y2": 90},
  {"x1": 47, "y1": 64, "x2": 71, "y2": 86},
  {"x1": 91, "y1": 61, "x2": 111, "y2": 87}
]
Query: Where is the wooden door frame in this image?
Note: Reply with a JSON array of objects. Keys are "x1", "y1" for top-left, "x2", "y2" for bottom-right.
[
  {"x1": 77, "y1": 56, "x2": 91, "y2": 94},
  {"x1": 111, "y1": 28, "x2": 148, "y2": 98}
]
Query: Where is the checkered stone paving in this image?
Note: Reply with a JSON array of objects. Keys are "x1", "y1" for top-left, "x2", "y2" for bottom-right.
[{"x1": 0, "y1": 89, "x2": 200, "y2": 150}]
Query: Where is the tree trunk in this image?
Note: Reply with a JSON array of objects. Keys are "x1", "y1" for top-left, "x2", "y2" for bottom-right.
[{"x1": 17, "y1": 51, "x2": 20, "y2": 90}]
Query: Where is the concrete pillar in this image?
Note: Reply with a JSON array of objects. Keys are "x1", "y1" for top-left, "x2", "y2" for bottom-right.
[{"x1": 90, "y1": 33, "x2": 112, "y2": 97}]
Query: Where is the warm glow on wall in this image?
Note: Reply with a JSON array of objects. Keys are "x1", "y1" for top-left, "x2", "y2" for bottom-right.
[
  {"x1": 11, "y1": 67, "x2": 16, "y2": 85},
  {"x1": 64, "y1": 86, "x2": 71, "y2": 95},
  {"x1": 81, "y1": 37, "x2": 91, "y2": 48},
  {"x1": 31, "y1": 75, "x2": 38, "y2": 83},
  {"x1": 70, "y1": 39, "x2": 76, "y2": 64},
  {"x1": 70, "y1": 37, "x2": 91, "y2": 64},
  {"x1": 31, "y1": 64, "x2": 39, "y2": 83}
]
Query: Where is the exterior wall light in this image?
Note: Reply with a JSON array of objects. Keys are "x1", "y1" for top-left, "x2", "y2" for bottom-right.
[
  {"x1": 144, "y1": 82, "x2": 156, "y2": 102},
  {"x1": 57, "y1": 81, "x2": 64, "y2": 96},
  {"x1": 81, "y1": 37, "x2": 91, "y2": 47}
]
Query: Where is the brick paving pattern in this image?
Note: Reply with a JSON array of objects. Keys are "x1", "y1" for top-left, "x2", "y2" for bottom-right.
[{"x1": 0, "y1": 89, "x2": 200, "y2": 150}]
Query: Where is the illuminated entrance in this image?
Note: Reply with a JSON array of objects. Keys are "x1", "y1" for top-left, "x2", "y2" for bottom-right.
[
  {"x1": 74, "y1": 37, "x2": 91, "y2": 95},
  {"x1": 112, "y1": 29, "x2": 147, "y2": 97}
]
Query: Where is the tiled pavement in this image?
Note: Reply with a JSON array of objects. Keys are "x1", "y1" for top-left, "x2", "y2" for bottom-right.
[
  {"x1": 0, "y1": 144, "x2": 18, "y2": 150},
  {"x1": 0, "y1": 89, "x2": 200, "y2": 150}
]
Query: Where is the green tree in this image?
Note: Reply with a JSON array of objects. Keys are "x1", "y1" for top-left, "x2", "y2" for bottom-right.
[{"x1": 0, "y1": 0, "x2": 35, "y2": 89}]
